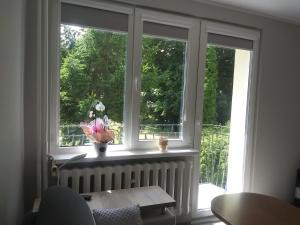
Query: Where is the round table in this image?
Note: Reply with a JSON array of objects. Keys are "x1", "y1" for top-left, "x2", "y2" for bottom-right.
[{"x1": 211, "y1": 192, "x2": 300, "y2": 225}]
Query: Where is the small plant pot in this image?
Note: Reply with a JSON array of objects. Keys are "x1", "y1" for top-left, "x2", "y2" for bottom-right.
[
  {"x1": 94, "y1": 142, "x2": 108, "y2": 153},
  {"x1": 158, "y1": 137, "x2": 168, "y2": 152}
]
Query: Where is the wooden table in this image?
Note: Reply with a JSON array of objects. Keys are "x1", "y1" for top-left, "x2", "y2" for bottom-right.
[
  {"x1": 86, "y1": 186, "x2": 176, "y2": 213},
  {"x1": 211, "y1": 192, "x2": 300, "y2": 225}
]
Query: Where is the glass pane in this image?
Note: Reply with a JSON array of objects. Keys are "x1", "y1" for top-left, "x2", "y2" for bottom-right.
[
  {"x1": 198, "y1": 45, "x2": 234, "y2": 210},
  {"x1": 139, "y1": 35, "x2": 186, "y2": 140},
  {"x1": 198, "y1": 44, "x2": 252, "y2": 210},
  {"x1": 59, "y1": 24, "x2": 127, "y2": 147}
]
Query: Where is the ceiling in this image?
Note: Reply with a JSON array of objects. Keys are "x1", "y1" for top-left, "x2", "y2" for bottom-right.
[{"x1": 193, "y1": 0, "x2": 300, "y2": 25}]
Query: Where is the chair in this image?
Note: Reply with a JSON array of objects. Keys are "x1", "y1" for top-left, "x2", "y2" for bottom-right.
[{"x1": 23, "y1": 186, "x2": 95, "y2": 225}]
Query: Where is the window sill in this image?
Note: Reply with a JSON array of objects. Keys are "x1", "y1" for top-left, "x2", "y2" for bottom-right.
[{"x1": 51, "y1": 148, "x2": 199, "y2": 164}]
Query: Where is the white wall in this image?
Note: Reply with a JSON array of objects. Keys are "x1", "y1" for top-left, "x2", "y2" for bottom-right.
[
  {"x1": 0, "y1": 0, "x2": 25, "y2": 224},
  {"x1": 111, "y1": 0, "x2": 300, "y2": 201}
]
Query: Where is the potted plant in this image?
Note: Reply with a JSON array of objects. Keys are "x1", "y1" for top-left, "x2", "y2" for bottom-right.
[{"x1": 80, "y1": 101, "x2": 115, "y2": 153}]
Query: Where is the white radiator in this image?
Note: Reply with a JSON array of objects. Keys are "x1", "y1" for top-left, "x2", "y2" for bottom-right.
[{"x1": 60, "y1": 160, "x2": 193, "y2": 217}]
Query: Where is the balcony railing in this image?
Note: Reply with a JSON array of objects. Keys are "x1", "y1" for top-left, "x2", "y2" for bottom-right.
[
  {"x1": 139, "y1": 124, "x2": 181, "y2": 140},
  {"x1": 200, "y1": 124, "x2": 229, "y2": 189},
  {"x1": 59, "y1": 123, "x2": 229, "y2": 189}
]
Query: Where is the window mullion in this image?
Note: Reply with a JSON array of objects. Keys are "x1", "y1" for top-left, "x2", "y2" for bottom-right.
[
  {"x1": 49, "y1": 0, "x2": 61, "y2": 153},
  {"x1": 182, "y1": 19, "x2": 201, "y2": 148},
  {"x1": 130, "y1": 9, "x2": 143, "y2": 149},
  {"x1": 123, "y1": 11, "x2": 135, "y2": 149}
]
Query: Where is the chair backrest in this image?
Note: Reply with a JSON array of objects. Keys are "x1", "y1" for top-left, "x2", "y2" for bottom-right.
[{"x1": 35, "y1": 186, "x2": 95, "y2": 225}]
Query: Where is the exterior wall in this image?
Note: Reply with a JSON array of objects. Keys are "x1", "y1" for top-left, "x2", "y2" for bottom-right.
[{"x1": 0, "y1": 0, "x2": 25, "y2": 224}]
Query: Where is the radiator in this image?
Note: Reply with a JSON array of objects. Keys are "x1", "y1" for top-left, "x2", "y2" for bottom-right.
[{"x1": 60, "y1": 160, "x2": 193, "y2": 217}]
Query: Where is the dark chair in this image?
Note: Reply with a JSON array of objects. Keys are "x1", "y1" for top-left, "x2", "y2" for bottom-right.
[{"x1": 23, "y1": 186, "x2": 95, "y2": 225}]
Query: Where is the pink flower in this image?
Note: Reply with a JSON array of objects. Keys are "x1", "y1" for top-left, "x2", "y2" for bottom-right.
[
  {"x1": 81, "y1": 121, "x2": 115, "y2": 143},
  {"x1": 89, "y1": 118, "x2": 104, "y2": 134},
  {"x1": 80, "y1": 100, "x2": 115, "y2": 144}
]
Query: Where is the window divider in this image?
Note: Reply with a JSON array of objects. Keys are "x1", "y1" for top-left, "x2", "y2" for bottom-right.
[
  {"x1": 49, "y1": 0, "x2": 61, "y2": 153},
  {"x1": 123, "y1": 9, "x2": 135, "y2": 149}
]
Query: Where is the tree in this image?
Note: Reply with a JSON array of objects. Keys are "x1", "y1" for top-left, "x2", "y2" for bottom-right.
[
  {"x1": 140, "y1": 37, "x2": 185, "y2": 127},
  {"x1": 60, "y1": 28, "x2": 126, "y2": 125},
  {"x1": 59, "y1": 26, "x2": 235, "y2": 130},
  {"x1": 203, "y1": 46, "x2": 218, "y2": 124},
  {"x1": 202, "y1": 46, "x2": 235, "y2": 125},
  {"x1": 215, "y1": 48, "x2": 235, "y2": 125}
]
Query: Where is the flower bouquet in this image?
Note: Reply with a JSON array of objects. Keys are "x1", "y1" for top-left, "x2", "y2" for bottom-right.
[{"x1": 80, "y1": 101, "x2": 115, "y2": 153}]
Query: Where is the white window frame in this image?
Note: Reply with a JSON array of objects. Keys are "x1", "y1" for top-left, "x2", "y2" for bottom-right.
[
  {"x1": 49, "y1": 0, "x2": 135, "y2": 154},
  {"x1": 191, "y1": 20, "x2": 260, "y2": 219},
  {"x1": 44, "y1": 1, "x2": 261, "y2": 221},
  {"x1": 49, "y1": 1, "x2": 201, "y2": 154},
  {"x1": 131, "y1": 8, "x2": 200, "y2": 149}
]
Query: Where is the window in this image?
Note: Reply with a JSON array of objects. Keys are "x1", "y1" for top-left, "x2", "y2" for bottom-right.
[
  {"x1": 49, "y1": 3, "x2": 200, "y2": 153},
  {"x1": 59, "y1": 24, "x2": 127, "y2": 147},
  {"x1": 198, "y1": 44, "x2": 252, "y2": 210},
  {"x1": 45, "y1": 2, "x2": 261, "y2": 222},
  {"x1": 193, "y1": 21, "x2": 260, "y2": 217},
  {"x1": 131, "y1": 9, "x2": 200, "y2": 149},
  {"x1": 48, "y1": 2, "x2": 259, "y2": 162},
  {"x1": 139, "y1": 27, "x2": 187, "y2": 141},
  {"x1": 58, "y1": 3, "x2": 129, "y2": 150}
]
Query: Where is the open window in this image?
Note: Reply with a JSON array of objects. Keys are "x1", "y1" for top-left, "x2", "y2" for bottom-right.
[{"x1": 195, "y1": 21, "x2": 260, "y2": 213}]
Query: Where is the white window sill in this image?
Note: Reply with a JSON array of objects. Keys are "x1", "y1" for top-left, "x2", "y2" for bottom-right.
[{"x1": 51, "y1": 148, "x2": 199, "y2": 164}]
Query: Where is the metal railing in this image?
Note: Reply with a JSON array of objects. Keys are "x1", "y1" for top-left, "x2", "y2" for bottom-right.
[
  {"x1": 200, "y1": 124, "x2": 230, "y2": 189},
  {"x1": 59, "y1": 123, "x2": 230, "y2": 188},
  {"x1": 59, "y1": 123, "x2": 183, "y2": 146},
  {"x1": 59, "y1": 124, "x2": 89, "y2": 146},
  {"x1": 139, "y1": 124, "x2": 182, "y2": 140}
]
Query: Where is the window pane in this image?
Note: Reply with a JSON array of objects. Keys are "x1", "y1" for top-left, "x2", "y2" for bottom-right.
[
  {"x1": 59, "y1": 24, "x2": 127, "y2": 147},
  {"x1": 198, "y1": 45, "x2": 234, "y2": 209},
  {"x1": 198, "y1": 44, "x2": 252, "y2": 210},
  {"x1": 139, "y1": 35, "x2": 186, "y2": 140}
]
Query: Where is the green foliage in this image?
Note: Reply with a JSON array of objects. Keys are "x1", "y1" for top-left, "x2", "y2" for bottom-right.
[
  {"x1": 60, "y1": 27, "x2": 126, "y2": 125},
  {"x1": 203, "y1": 46, "x2": 235, "y2": 125},
  {"x1": 140, "y1": 36, "x2": 185, "y2": 126},
  {"x1": 200, "y1": 46, "x2": 235, "y2": 188},
  {"x1": 60, "y1": 26, "x2": 235, "y2": 128},
  {"x1": 203, "y1": 46, "x2": 218, "y2": 124},
  {"x1": 200, "y1": 125, "x2": 230, "y2": 188},
  {"x1": 215, "y1": 48, "x2": 235, "y2": 124}
]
